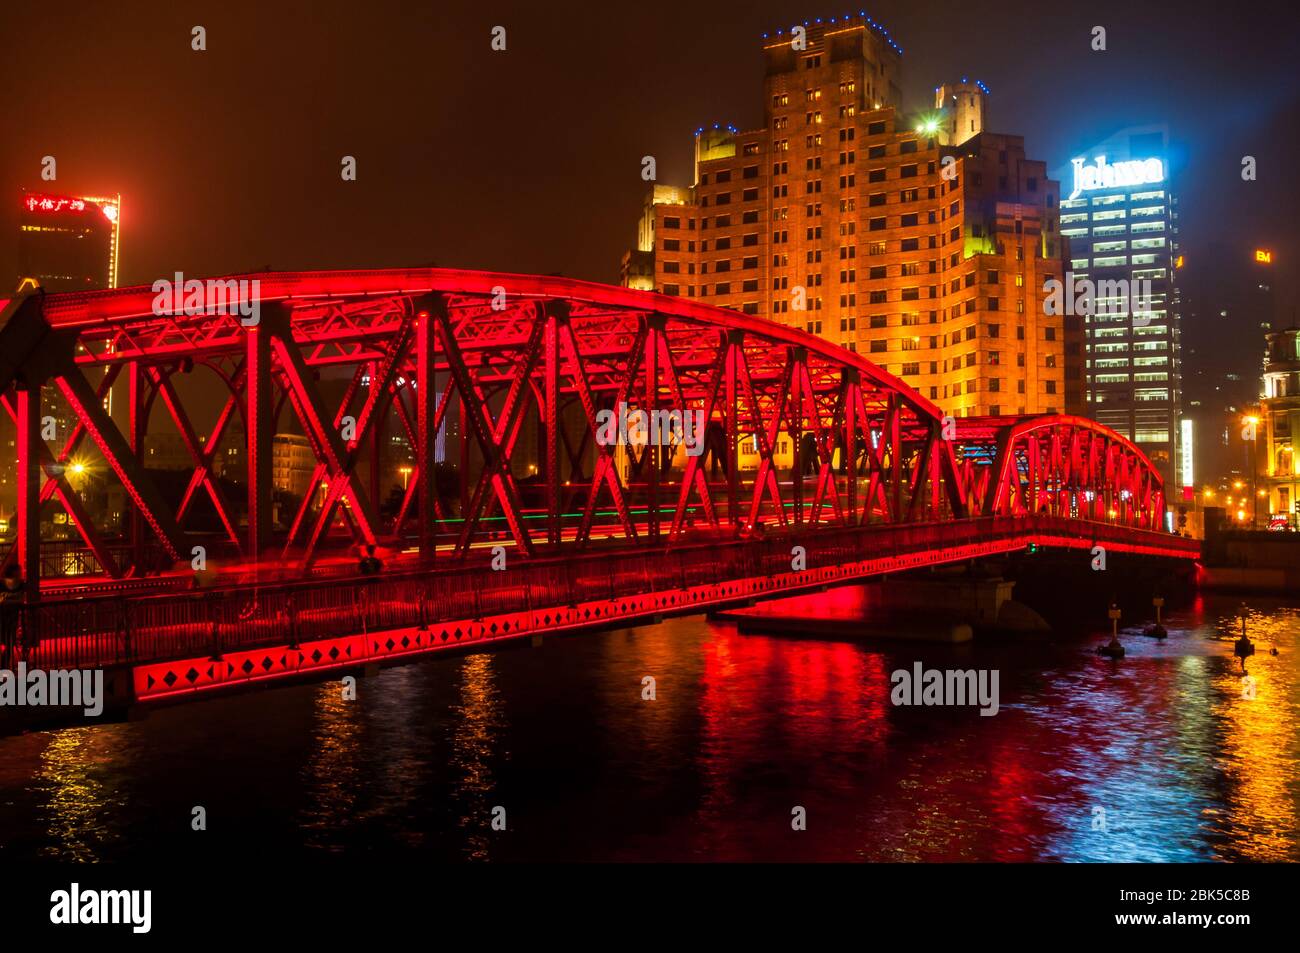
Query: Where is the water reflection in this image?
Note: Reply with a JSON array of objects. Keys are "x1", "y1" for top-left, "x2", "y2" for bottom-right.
[
  {"x1": 693, "y1": 632, "x2": 892, "y2": 860},
  {"x1": 358, "y1": 666, "x2": 436, "y2": 847},
  {"x1": 1210, "y1": 606, "x2": 1300, "y2": 861},
  {"x1": 299, "y1": 681, "x2": 364, "y2": 849},
  {"x1": 0, "y1": 594, "x2": 1296, "y2": 862},
  {"x1": 34, "y1": 726, "x2": 128, "y2": 861},
  {"x1": 448, "y1": 653, "x2": 505, "y2": 861}
]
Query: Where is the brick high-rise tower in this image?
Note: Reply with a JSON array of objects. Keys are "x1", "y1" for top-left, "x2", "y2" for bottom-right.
[{"x1": 621, "y1": 14, "x2": 1081, "y2": 418}]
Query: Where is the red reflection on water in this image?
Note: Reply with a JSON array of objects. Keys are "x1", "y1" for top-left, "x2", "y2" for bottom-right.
[{"x1": 691, "y1": 623, "x2": 892, "y2": 859}]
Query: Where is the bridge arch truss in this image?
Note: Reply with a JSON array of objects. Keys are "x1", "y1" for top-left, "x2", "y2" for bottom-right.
[{"x1": 0, "y1": 270, "x2": 1169, "y2": 592}]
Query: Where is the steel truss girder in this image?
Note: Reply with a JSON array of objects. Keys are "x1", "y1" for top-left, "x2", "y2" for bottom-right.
[
  {"x1": 0, "y1": 273, "x2": 1167, "y2": 592},
  {"x1": 956, "y1": 415, "x2": 1165, "y2": 531}
]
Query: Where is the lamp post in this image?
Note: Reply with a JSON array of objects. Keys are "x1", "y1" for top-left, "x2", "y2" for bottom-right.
[{"x1": 399, "y1": 465, "x2": 412, "y2": 491}]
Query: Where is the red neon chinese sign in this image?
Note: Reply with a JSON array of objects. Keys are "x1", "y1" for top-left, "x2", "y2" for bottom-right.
[{"x1": 22, "y1": 193, "x2": 88, "y2": 214}]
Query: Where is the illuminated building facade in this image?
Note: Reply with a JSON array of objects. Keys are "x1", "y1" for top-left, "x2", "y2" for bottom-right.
[
  {"x1": 272, "y1": 434, "x2": 317, "y2": 499},
  {"x1": 620, "y1": 14, "x2": 1077, "y2": 417},
  {"x1": 1261, "y1": 327, "x2": 1300, "y2": 528},
  {"x1": 18, "y1": 190, "x2": 121, "y2": 291},
  {"x1": 1055, "y1": 127, "x2": 1183, "y2": 486}
]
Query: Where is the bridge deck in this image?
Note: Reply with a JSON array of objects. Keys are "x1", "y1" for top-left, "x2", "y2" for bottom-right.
[{"x1": 3, "y1": 516, "x2": 1198, "y2": 710}]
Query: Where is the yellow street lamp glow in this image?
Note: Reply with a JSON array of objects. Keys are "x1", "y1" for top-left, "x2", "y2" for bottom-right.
[
  {"x1": 1236, "y1": 509, "x2": 1247, "y2": 521},
  {"x1": 1234, "y1": 480, "x2": 1244, "y2": 490},
  {"x1": 1243, "y1": 415, "x2": 1259, "y2": 426},
  {"x1": 69, "y1": 462, "x2": 85, "y2": 476}
]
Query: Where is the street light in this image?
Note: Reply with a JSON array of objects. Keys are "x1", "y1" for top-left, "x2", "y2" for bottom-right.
[
  {"x1": 398, "y1": 465, "x2": 412, "y2": 490},
  {"x1": 914, "y1": 116, "x2": 940, "y2": 135}
]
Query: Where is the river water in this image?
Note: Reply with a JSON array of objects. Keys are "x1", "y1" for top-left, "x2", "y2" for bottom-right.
[{"x1": 0, "y1": 592, "x2": 1296, "y2": 862}]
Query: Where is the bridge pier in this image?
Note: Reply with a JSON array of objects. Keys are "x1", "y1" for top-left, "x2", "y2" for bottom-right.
[
  {"x1": 719, "y1": 571, "x2": 1049, "y2": 643},
  {"x1": 866, "y1": 574, "x2": 1019, "y2": 629}
]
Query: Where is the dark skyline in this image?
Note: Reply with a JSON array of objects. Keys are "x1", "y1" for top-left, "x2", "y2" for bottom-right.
[{"x1": 3, "y1": 0, "x2": 1298, "y2": 383}]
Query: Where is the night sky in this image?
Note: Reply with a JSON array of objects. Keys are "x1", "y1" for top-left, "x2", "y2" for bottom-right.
[{"x1": 2, "y1": 0, "x2": 1298, "y2": 396}]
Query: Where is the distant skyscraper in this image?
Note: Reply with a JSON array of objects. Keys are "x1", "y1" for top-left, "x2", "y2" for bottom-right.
[
  {"x1": 1055, "y1": 127, "x2": 1183, "y2": 485},
  {"x1": 620, "y1": 14, "x2": 1078, "y2": 417},
  {"x1": 17, "y1": 190, "x2": 124, "y2": 430},
  {"x1": 17, "y1": 190, "x2": 121, "y2": 291}
]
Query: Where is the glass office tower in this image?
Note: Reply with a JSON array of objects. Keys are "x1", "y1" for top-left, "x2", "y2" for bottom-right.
[{"x1": 1056, "y1": 126, "x2": 1182, "y2": 487}]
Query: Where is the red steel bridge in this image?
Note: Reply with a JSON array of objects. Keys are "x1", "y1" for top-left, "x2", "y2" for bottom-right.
[{"x1": 0, "y1": 270, "x2": 1197, "y2": 709}]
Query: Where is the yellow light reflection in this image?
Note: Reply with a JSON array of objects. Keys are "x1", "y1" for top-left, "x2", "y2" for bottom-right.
[
  {"x1": 299, "y1": 681, "x2": 364, "y2": 846},
  {"x1": 1210, "y1": 608, "x2": 1300, "y2": 860},
  {"x1": 450, "y1": 653, "x2": 505, "y2": 861},
  {"x1": 35, "y1": 726, "x2": 128, "y2": 861}
]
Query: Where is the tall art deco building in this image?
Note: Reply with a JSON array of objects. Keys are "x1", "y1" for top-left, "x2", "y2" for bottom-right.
[{"x1": 621, "y1": 13, "x2": 1081, "y2": 418}]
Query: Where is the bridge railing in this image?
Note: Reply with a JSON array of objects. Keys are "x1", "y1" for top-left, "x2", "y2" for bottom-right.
[{"x1": 1, "y1": 516, "x2": 1197, "y2": 673}]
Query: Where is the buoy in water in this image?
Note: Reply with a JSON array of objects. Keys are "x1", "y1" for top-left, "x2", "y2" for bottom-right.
[
  {"x1": 1234, "y1": 636, "x2": 1255, "y2": 659},
  {"x1": 1097, "y1": 636, "x2": 1125, "y2": 659},
  {"x1": 1148, "y1": 596, "x2": 1167, "y2": 639}
]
